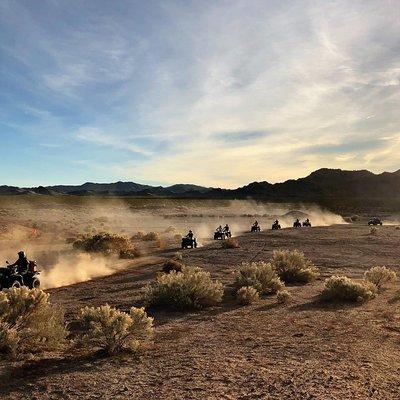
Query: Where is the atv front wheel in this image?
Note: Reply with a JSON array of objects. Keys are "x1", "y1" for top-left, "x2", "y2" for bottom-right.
[
  {"x1": 31, "y1": 278, "x2": 40, "y2": 289},
  {"x1": 11, "y1": 280, "x2": 21, "y2": 288}
]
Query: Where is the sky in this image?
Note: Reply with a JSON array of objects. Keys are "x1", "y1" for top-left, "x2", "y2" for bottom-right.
[{"x1": 0, "y1": 0, "x2": 399, "y2": 188}]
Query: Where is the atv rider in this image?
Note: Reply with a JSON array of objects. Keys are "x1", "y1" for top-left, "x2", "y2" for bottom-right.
[
  {"x1": 254, "y1": 220, "x2": 259, "y2": 228},
  {"x1": 9, "y1": 251, "x2": 29, "y2": 275},
  {"x1": 216, "y1": 225, "x2": 223, "y2": 233},
  {"x1": 223, "y1": 224, "x2": 230, "y2": 233},
  {"x1": 186, "y1": 230, "x2": 194, "y2": 240}
]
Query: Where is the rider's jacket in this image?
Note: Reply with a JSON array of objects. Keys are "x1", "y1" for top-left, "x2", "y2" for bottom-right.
[{"x1": 10, "y1": 257, "x2": 29, "y2": 274}]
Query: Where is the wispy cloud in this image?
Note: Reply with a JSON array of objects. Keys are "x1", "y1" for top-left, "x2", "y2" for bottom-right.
[{"x1": 0, "y1": 0, "x2": 399, "y2": 186}]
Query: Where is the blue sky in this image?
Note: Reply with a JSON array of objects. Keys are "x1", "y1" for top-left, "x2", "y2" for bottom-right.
[{"x1": 0, "y1": 0, "x2": 399, "y2": 188}]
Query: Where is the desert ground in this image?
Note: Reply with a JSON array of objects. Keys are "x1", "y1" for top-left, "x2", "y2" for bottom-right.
[{"x1": 1, "y1": 197, "x2": 400, "y2": 399}]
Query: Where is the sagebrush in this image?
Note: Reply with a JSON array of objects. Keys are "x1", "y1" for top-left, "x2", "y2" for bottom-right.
[
  {"x1": 73, "y1": 232, "x2": 138, "y2": 258},
  {"x1": 277, "y1": 290, "x2": 292, "y2": 304},
  {"x1": 0, "y1": 287, "x2": 67, "y2": 356},
  {"x1": 145, "y1": 267, "x2": 223, "y2": 310},
  {"x1": 364, "y1": 266, "x2": 397, "y2": 288},
  {"x1": 321, "y1": 275, "x2": 377, "y2": 303},
  {"x1": 77, "y1": 304, "x2": 153, "y2": 355},
  {"x1": 271, "y1": 249, "x2": 318, "y2": 284},
  {"x1": 236, "y1": 286, "x2": 259, "y2": 305},
  {"x1": 235, "y1": 261, "x2": 284, "y2": 295}
]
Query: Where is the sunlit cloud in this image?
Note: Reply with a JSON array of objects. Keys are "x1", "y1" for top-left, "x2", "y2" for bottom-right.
[{"x1": 0, "y1": 0, "x2": 399, "y2": 186}]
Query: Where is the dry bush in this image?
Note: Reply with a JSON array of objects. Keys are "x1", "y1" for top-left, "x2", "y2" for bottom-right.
[
  {"x1": 236, "y1": 286, "x2": 259, "y2": 305},
  {"x1": 132, "y1": 231, "x2": 144, "y2": 240},
  {"x1": 364, "y1": 266, "x2": 397, "y2": 288},
  {"x1": 142, "y1": 232, "x2": 160, "y2": 241},
  {"x1": 73, "y1": 232, "x2": 137, "y2": 258},
  {"x1": 145, "y1": 267, "x2": 223, "y2": 310},
  {"x1": 0, "y1": 287, "x2": 67, "y2": 356},
  {"x1": 162, "y1": 259, "x2": 185, "y2": 274},
  {"x1": 77, "y1": 304, "x2": 153, "y2": 355},
  {"x1": 221, "y1": 237, "x2": 239, "y2": 249},
  {"x1": 271, "y1": 249, "x2": 318, "y2": 284},
  {"x1": 369, "y1": 227, "x2": 378, "y2": 235},
  {"x1": 321, "y1": 275, "x2": 377, "y2": 303},
  {"x1": 235, "y1": 262, "x2": 284, "y2": 295},
  {"x1": 277, "y1": 290, "x2": 292, "y2": 304},
  {"x1": 350, "y1": 215, "x2": 360, "y2": 222}
]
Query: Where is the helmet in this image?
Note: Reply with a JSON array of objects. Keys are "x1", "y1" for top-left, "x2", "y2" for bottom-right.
[{"x1": 18, "y1": 251, "x2": 25, "y2": 258}]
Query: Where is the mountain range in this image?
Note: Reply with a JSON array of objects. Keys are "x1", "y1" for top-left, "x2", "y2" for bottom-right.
[{"x1": 1, "y1": 168, "x2": 400, "y2": 202}]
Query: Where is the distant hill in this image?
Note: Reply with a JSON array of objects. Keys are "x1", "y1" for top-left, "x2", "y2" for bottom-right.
[{"x1": 2, "y1": 169, "x2": 400, "y2": 206}]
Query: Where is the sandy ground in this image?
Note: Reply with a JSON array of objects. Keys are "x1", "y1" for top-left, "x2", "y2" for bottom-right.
[{"x1": 1, "y1": 224, "x2": 400, "y2": 399}]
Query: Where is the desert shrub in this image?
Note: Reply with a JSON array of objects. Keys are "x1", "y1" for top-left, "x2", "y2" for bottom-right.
[
  {"x1": 321, "y1": 275, "x2": 377, "y2": 303},
  {"x1": 277, "y1": 290, "x2": 292, "y2": 304},
  {"x1": 271, "y1": 249, "x2": 318, "y2": 284},
  {"x1": 145, "y1": 267, "x2": 223, "y2": 310},
  {"x1": 162, "y1": 259, "x2": 185, "y2": 274},
  {"x1": 221, "y1": 237, "x2": 239, "y2": 249},
  {"x1": 119, "y1": 248, "x2": 141, "y2": 259},
  {"x1": 142, "y1": 232, "x2": 159, "y2": 241},
  {"x1": 350, "y1": 215, "x2": 359, "y2": 222},
  {"x1": 235, "y1": 262, "x2": 284, "y2": 295},
  {"x1": 364, "y1": 266, "x2": 397, "y2": 288},
  {"x1": 0, "y1": 287, "x2": 67, "y2": 356},
  {"x1": 132, "y1": 231, "x2": 144, "y2": 240},
  {"x1": 236, "y1": 286, "x2": 259, "y2": 305},
  {"x1": 73, "y1": 232, "x2": 136, "y2": 257},
  {"x1": 77, "y1": 304, "x2": 153, "y2": 355}
]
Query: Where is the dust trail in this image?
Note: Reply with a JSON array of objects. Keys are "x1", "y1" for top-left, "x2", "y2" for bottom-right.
[{"x1": 40, "y1": 252, "x2": 119, "y2": 289}]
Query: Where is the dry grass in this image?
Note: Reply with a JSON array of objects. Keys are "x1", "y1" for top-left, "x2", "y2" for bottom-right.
[
  {"x1": 321, "y1": 275, "x2": 377, "y2": 303},
  {"x1": 235, "y1": 261, "x2": 284, "y2": 295},
  {"x1": 271, "y1": 249, "x2": 318, "y2": 284},
  {"x1": 145, "y1": 267, "x2": 224, "y2": 310},
  {"x1": 364, "y1": 266, "x2": 397, "y2": 288},
  {"x1": 77, "y1": 304, "x2": 153, "y2": 355}
]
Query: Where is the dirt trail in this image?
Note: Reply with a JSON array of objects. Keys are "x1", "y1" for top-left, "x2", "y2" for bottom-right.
[{"x1": 1, "y1": 224, "x2": 400, "y2": 399}]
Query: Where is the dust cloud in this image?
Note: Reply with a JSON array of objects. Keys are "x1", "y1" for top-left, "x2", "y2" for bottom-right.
[{"x1": 0, "y1": 197, "x2": 346, "y2": 289}]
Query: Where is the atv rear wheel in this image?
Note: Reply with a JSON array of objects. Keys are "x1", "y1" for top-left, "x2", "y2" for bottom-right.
[{"x1": 31, "y1": 278, "x2": 40, "y2": 289}]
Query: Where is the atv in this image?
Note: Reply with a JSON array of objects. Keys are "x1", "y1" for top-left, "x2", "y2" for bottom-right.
[
  {"x1": 0, "y1": 261, "x2": 40, "y2": 290},
  {"x1": 293, "y1": 220, "x2": 302, "y2": 228},
  {"x1": 368, "y1": 217, "x2": 382, "y2": 226},
  {"x1": 181, "y1": 237, "x2": 197, "y2": 249},
  {"x1": 271, "y1": 222, "x2": 281, "y2": 230},
  {"x1": 214, "y1": 230, "x2": 231, "y2": 240},
  {"x1": 251, "y1": 225, "x2": 261, "y2": 232},
  {"x1": 302, "y1": 220, "x2": 312, "y2": 227}
]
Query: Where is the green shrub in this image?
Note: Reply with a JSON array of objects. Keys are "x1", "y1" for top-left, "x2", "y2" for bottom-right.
[
  {"x1": 235, "y1": 262, "x2": 284, "y2": 295},
  {"x1": 321, "y1": 275, "x2": 377, "y2": 303},
  {"x1": 236, "y1": 286, "x2": 259, "y2": 305},
  {"x1": 73, "y1": 232, "x2": 136, "y2": 257},
  {"x1": 271, "y1": 249, "x2": 318, "y2": 284},
  {"x1": 77, "y1": 304, "x2": 153, "y2": 355},
  {"x1": 364, "y1": 266, "x2": 397, "y2": 288},
  {"x1": 221, "y1": 237, "x2": 239, "y2": 249},
  {"x1": 277, "y1": 290, "x2": 292, "y2": 304},
  {"x1": 145, "y1": 267, "x2": 223, "y2": 310},
  {"x1": 0, "y1": 287, "x2": 67, "y2": 356}
]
